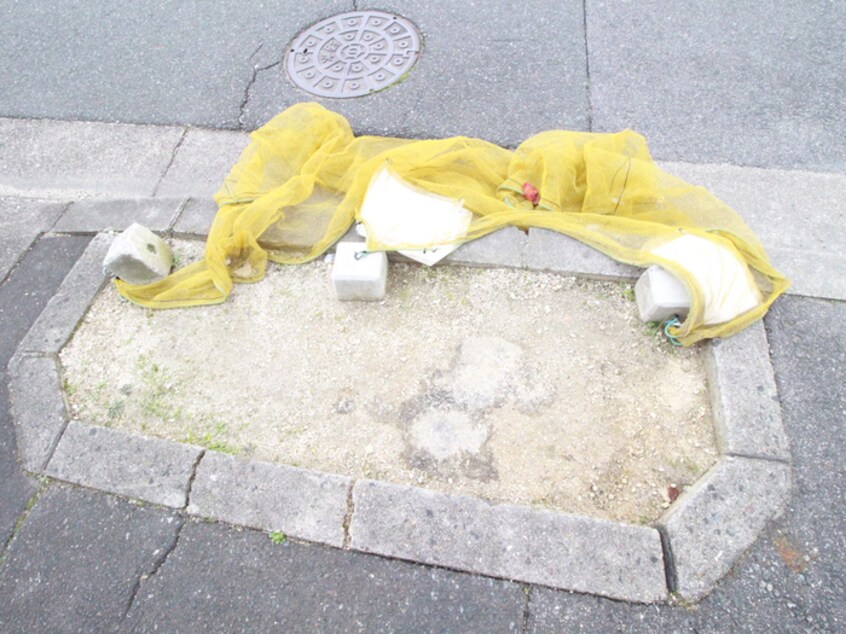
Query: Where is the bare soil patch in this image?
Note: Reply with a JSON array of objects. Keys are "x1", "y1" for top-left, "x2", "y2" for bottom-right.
[{"x1": 61, "y1": 239, "x2": 717, "y2": 524}]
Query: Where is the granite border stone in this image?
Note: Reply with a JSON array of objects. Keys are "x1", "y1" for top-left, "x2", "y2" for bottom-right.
[
  {"x1": 7, "y1": 354, "x2": 68, "y2": 472},
  {"x1": 7, "y1": 229, "x2": 795, "y2": 603},
  {"x1": 187, "y1": 451, "x2": 351, "y2": 548},
  {"x1": 52, "y1": 198, "x2": 184, "y2": 234},
  {"x1": 704, "y1": 320, "x2": 790, "y2": 461},
  {"x1": 658, "y1": 456, "x2": 792, "y2": 600},
  {"x1": 172, "y1": 198, "x2": 218, "y2": 236},
  {"x1": 525, "y1": 228, "x2": 641, "y2": 280},
  {"x1": 14, "y1": 232, "x2": 111, "y2": 358},
  {"x1": 46, "y1": 421, "x2": 202, "y2": 508},
  {"x1": 350, "y1": 479, "x2": 668, "y2": 603}
]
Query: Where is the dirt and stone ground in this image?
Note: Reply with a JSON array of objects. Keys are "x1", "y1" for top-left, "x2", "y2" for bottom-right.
[{"x1": 61, "y1": 240, "x2": 715, "y2": 524}]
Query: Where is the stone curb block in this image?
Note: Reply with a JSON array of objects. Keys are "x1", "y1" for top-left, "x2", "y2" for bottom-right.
[
  {"x1": 350, "y1": 479, "x2": 668, "y2": 603},
  {"x1": 705, "y1": 321, "x2": 790, "y2": 461},
  {"x1": 155, "y1": 128, "x2": 249, "y2": 199},
  {"x1": 525, "y1": 228, "x2": 641, "y2": 280},
  {"x1": 46, "y1": 421, "x2": 202, "y2": 508},
  {"x1": 15, "y1": 232, "x2": 111, "y2": 357},
  {"x1": 188, "y1": 452, "x2": 351, "y2": 548},
  {"x1": 0, "y1": 117, "x2": 184, "y2": 198},
  {"x1": 53, "y1": 198, "x2": 184, "y2": 234},
  {"x1": 446, "y1": 227, "x2": 528, "y2": 268},
  {"x1": 659, "y1": 455, "x2": 791, "y2": 601},
  {"x1": 173, "y1": 198, "x2": 218, "y2": 236},
  {"x1": 7, "y1": 355, "x2": 67, "y2": 472}
]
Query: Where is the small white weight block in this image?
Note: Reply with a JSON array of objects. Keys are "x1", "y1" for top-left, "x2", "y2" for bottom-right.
[
  {"x1": 102, "y1": 223, "x2": 173, "y2": 285},
  {"x1": 635, "y1": 265, "x2": 691, "y2": 322},
  {"x1": 331, "y1": 242, "x2": 388, "y2": 301}
]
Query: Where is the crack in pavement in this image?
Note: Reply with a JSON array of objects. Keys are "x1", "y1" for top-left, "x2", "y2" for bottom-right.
[
  {"x1": 238, "y1": 60, "x2": 282, "y2": 131},
  {"x1": 122, "y1": 515, "x2": 186, "y2": 621},
  {"x1": 151, "y1": 128, "x2": 188, "y2": 197}
]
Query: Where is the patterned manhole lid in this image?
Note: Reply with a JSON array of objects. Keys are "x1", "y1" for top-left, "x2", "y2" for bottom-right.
[{"x1": 286, "y1": 11, "x2": 422, "y2": 98}]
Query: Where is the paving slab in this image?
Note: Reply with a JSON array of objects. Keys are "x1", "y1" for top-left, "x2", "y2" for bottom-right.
[
  {"x1": 52, "y1": 198, "x2": 183, "y2": 234},
  {"x1": 659, "y1": 456, "x2": 791, "y2": 601},
  {"x1": 0, "y1": 485, "x2": 183, "y2": 633},
  {"x1": 0, "y1": 197, "x2": 65, "y2": 283},
  {"x1": 0, "y1": 386, "x2": 37, "y2": 549},
  {"x1": 350, "y1": 479, "x2": 667, "y2": 603},
  {"x1": 659, "y1": 161, "x2": 846, "y2": 301},
  {"x1": 125, "y1": 518, "x2": 526, "y2": 633},
  {"x1": 0, "y1": 0, "x2": 351, "y2": 129},
  {"x1": 188, "y1": 451, "x2": 351, "y2": 547},
  {"x1": 155, "y1": 128, "x2": 250, "y2": 198},
  {"x1": 245, "y1": 1, "x2": 589, "y2": 145},
  {"x1": 525, "y1": 228, "x2": 640, "y2": 280},
  {"x1": 7, "y1": 355, "x2": 67, "y2": 473},
  {"x1": 0, "y1": 234, "x2": 92, "y2": 365},
  {"x1": 16, "y1": 233, "x2": 110, "y2": 357},
  {"x1": 46, "y1": 422, "x2": 202, "y2": 508},
  {"x1": 587, "y1": 2, "x2": 846, "y2": 171},
  {"x1": 705, "y1": 321, "x2": 789, "y2": 461},
  {"x1": 0, "y1": 117, "x2": 182, "y2": 198}
]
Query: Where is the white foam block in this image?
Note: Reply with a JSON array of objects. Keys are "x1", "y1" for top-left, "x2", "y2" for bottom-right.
[{"x1": 331, "y1": 242, "x2": 388, "y2": 301}]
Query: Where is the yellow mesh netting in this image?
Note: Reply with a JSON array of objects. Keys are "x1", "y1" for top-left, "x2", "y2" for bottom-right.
[{"x1": 116, "y1": 102, "x2": 789, "y2": 345}]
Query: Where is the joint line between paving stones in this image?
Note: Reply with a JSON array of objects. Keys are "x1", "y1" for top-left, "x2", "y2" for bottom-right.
[
  {"x1": 581, "y1": 0, "x2": 593, "y2": 131},
  {"x1": 183, "y1": 449, "x2": 206, "y2": 509},
  {"x1": 0, "y1": 480, "x2": 49, "y2": 564},
  {"x1": 726, "y1": 451, "x2": 791, "y2": 465},
  {"x1": 520, "y1": 585, "x2": 533, "y2": 634},
  {"x1": 122, "y1": 516, "x2": 186, "y2": 620},
  {"x1": 0, "y1": 224, "x2": 63, "y2": 290},
  {"x1": 152, "y1": 128, "x2": 188, "y2": 197},
  {"x1": 656, "y1": 524, "x2": 678, "y2": 595},
  {"x1": 165, "y1": 198, "x2": 190, "y2": 236},
  {"x1": 342, "y1": 480, "x2": 356, "y2": 548}
]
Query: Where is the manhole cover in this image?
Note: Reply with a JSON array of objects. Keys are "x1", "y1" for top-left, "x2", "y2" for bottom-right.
[{"x1": 286, "y1": 11, "x2": 422, "y2": 98}]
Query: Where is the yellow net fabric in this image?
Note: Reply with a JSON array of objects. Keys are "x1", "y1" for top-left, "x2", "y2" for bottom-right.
[{"x1": 116, "y1": 102, "x2": 789, "y2": 345}]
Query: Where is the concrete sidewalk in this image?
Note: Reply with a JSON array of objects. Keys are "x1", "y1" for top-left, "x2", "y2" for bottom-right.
[{"x1": 1, "y1": 1, "x2": 844, "y2": 631}]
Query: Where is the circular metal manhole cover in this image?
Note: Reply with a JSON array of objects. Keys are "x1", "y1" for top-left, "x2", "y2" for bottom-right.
[{"x1": 286, "y1": 11, "x2": 422, "y2": 98}]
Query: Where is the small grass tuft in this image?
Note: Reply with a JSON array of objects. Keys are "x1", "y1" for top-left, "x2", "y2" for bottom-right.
[{"x1": 268, "y1": 531, "x2": 287, "y2": 545}]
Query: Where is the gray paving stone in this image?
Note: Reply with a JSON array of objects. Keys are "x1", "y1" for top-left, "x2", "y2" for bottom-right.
[
  {"x1": 659, "y1": 161, "x2": 846, "y2": 301},
  {"x1": 0, "y1": 234, "x2": 91, "y2": 366},
  {"x1": 246, "y1": 1, "x2": 589, "y2": 145},
  {"x1": 52, "y1": 197, "x2": 182, "y2": 233},
  {"x1": 125, "y1": 519, "x2": 525, "y2": 633},
  {"x1": 0, "y1": 117, "x2": 182, "y2": 197},
  {"x1": 525, "y1": 228, "x2": 640, "y2": 280},
  {"x1": 173, "y1": 197, "x2": 218, "y2": 235},
  {"x1": 156, "y1": 128, "x2": 249, "y2": 198},
  {"x1": 588, "y1": 2, "x2": 846, "y2": 171},
  {"x1": 0, "y1": 484, "x2": 183, "y2": 633},
  {"x1": 659, "y1": 456, "x2": 791, "y2": 601},
  {"x1": 188, "y1": 451, "x2": 351, "y2": 548},
  {"x1": 7, "y1": 355, "x2": 66, "y2": 473},
  {"x1": 445, "y1": 227, "x2": 527, "y2": 268},
  {"x1": 0, "y1": 197, "x2": 65, "y2": 283},
  {"x1": 0, "y1": 386, "x2": 37, "y2": 549},
  {"x1": 16, "y1": 232, "x2": 110, "y2": 356},
  {"x1": 350, "y1": 480, "x2": 667, "y2": 603},
  {"x1": 46, "y1": 421, "x2": 202, "y2": 508},
  {"x1": 705, "y1": 321, "x2": 790, "y2": 461}
]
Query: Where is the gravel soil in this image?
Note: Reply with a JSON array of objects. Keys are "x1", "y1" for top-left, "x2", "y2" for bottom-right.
[{"x1": 61, "y1": 239, "x2": 717, "y2": 524}]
